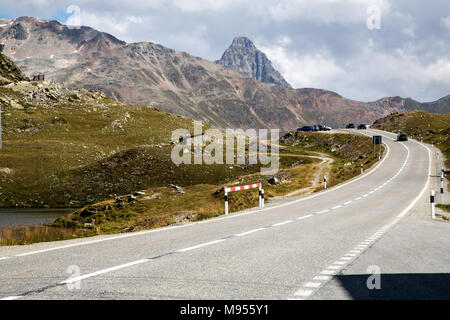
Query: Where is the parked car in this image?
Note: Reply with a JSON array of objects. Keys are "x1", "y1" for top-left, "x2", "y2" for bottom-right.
[
  {"x1": 298, "y1": 126, "x2": 317, "y2": 132},
  {"x1": 357, "y1": 124, "x2": 367, "y2": 129},
  {"x1": 397, "y1": 133, "x2": 408, "y2": 141},
  {"x1": 318, "y1": 125, "x2": 332, "y2": 131},
  {"x1": 346, "y1": 123, "x2": 355, "y2": 129}
]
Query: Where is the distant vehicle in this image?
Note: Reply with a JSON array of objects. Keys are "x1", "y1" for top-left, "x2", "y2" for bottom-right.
[
  {"x1": 318, "y1": 125, "x2": 332, "y2": 131},
  {"x1": 298, "y1": 126, "x2": 317, "y2": 132},
  {"x1": 346, "y1": 123, "x2": 355, "y2": 129},
  {"x1": 357, "y1": 124, "x2": 367, "y2": 130},
  {"x1": 397, "y1": 133, "x2": 408, "y2": 141}
]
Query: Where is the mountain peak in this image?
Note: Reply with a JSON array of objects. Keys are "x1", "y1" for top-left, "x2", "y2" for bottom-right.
[{"x1": 216, "y1": 36, "x2": 292, "y2": 89}]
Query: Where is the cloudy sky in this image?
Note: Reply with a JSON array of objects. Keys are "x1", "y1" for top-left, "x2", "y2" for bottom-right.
[{"x1": 1, "y1": 0, "x2": 450, "y2": 102}]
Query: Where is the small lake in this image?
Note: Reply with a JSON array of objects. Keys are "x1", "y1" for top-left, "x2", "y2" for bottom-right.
[{"x1": 0, "y1": 208, "x2": 76, "y2": 228}]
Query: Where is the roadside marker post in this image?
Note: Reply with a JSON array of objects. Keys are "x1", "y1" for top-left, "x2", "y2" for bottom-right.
[
  {"x1": 360, "y1": 164, "x2": 363, "y2": 175},
  {"x1": 441, "y1": 169, "x2": 444, "y2": 194},
  {"x1": 224, "y1": 189, "x2": 229, "y2": 215},
  {"x1": 323, "y1": 175, "x2": 327, "y2": 189},
  {"x1": 430, "y1": 190, "x2": 435, "y2": 219},
  {"x1": 224, "y1": 183, "x2": 262, "y2": 215}
]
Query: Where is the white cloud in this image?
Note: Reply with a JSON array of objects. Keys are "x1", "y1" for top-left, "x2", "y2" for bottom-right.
[
  {"x1": 268, "y1": 0, "x2": 391, "y2": 25},
  {"x1": 441, "y1": 16, "x2": 450, "y2": 31},
  {"x1": 258, "y1": 44, "x2": 345, "y2": 89},
  {"x1": 172, "y1": 0, "x2": 243, "y2": 12},
  {"x1": 260, "y1": 39, "x2": 450, "y2": 101}
]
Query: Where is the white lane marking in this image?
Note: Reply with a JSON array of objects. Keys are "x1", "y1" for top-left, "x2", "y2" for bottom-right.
[
  {"x1": 331, "y1": 205, "x2": 342, "y2": 210},
  {"x1": 61, "y1": 259, "x2": 150, "y2": 284},
  {"x1": 396, "y1": 143, "x2": 431, "y2": 218},
  {"x1": 272, "y1": 220, "x2": 293, "y2": 227},
  {"x1": 343, "y1": 253, "x2": 356, "y2": 257},
  {"x1": 294, "y1": 289, "x2": 313, "y2": 297},
  {"x1": 304, "y1": 282, "x2": 321, "y2": 288},
  {"x1": 296, "y1": 214, "x2": 313, "y2": 220},
  {"x1": 343, "y1": 201, "x2": 352, "y2": 205},
  {"x1": 333, "y1": 260, "x2": 347, "y2": 265},
  {"x1": 316, "y1": 209, "x2": 330, "y2": 214},
  {"x1": 369, "y1": 191, "x2": 374, "y2": 194},
  {"x1": 349, "y1": 250, "x2": 361, "y2": 253},
  {"x1": 354, "y1": 197, "x2": 362, "y2": 201},
  {"x1": 313, "y1": 275, "x2": 331, "y2": 281},
  {"x1": 236, "y1": 228, "x2": 265, "y2": 237},
  {"x1": 363, "y1": 194, "x2": 368, "y2": 197},
  {"x1": 0, "y1": 257, "x2": 10, "y2": 261},
  {"x1": 177, "y1": 239, "x2": 226, "y2": 252},
  {"x1": 340, "y1": 257, "x2": 352, "y2": 261},
  {"x1": 327, "y1": 265, "x2": 341, "y2": 270},
  {"x1": 0, "y1": 296, "x2": 22, "y2": 300},
  {"x1": 320, "y1": 270, "x2": 336, "y2": 275}
]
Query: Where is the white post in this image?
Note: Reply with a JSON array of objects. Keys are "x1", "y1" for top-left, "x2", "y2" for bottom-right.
[
  {"x1": 323, "y1": 175, "x2": 327, "y2": 189},
  {"x1": 259, "y1": 184, "x2": 262, "y2": 208},
  {"x1": 441, "y1": 169, "x2": 444, "y2": 194},
  {"x1": 261, "y1": 189, "x2": 264, "y2": 207},
  {"x1": 360, "y1": 164, "x2": 363, "y2": 175},
  {"x1": 430, "y1": 190, "x2": 435, "y2": 219},
  {"x1": 378, "y1": 153, "x2": 381, "y2": 161},
  {"x1": 224, "y1": 189, "x2": 229, "y2": 215}
]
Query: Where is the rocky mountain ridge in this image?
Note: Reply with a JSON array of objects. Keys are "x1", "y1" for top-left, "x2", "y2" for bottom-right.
[{"x1": 0, "y1": 17, "x2": 448, "y2": 130}]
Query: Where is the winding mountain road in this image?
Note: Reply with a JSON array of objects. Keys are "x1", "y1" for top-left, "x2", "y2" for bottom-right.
[{"x1": 1, "y1": 129, "x2": 445, "y2": 300}]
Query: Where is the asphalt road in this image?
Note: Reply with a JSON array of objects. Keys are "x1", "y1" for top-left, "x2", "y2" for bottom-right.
[{"x1": 0, "y1": 129, "x2": 442, "y2": 300}]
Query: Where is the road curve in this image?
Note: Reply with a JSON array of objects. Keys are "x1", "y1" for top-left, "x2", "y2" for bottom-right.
[{"x1": 0, "y1": 129, "x2": 431, "y2": 300}]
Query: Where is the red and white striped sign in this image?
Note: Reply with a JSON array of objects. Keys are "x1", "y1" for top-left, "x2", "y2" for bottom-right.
[{"x1": 225, "y1": 183, "x2": 261, "y2": 193}]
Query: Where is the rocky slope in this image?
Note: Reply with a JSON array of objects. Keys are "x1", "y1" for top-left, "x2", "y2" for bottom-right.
[
  {"x1": 0, "y1": 17, "x2": 448, "y2": 130},
  {"x1": 216, "y1": 36, "x2": 292, "y2": 88},
  {"x1": 0, "y1": 52, "x2": 28, "y2": 85}
]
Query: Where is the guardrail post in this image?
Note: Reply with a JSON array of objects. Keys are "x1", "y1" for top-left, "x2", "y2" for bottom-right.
[
  {"x1": 441, "y1": 169, "x2": 444, "y2": 194},
  {"x1": 224, "y1": 189, "x2": 229, "y2": 215},
  {"x1": 430, "y1": 190, "x2": 435, "y2": 219},
  {"x1": 259, "y1": 184, "x2": 262, "y2": 208},
  {"x1": 323, "y1": 175, "x2": 327, "y2": 189},
  {"x1": 261, "y1": 189, "x2": 264, "y2": 207}
]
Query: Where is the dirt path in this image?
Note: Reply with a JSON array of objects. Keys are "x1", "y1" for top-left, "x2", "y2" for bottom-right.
[{"x1": 285, "y1": 152, "x2": 334, "y2": 197}]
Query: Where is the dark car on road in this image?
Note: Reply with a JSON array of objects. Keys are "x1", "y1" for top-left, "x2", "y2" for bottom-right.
[
  {"x1": 397, "y1": 133, "x2": 408, "y2": 141},
  {"x1": 346, "y1": 123, "x2": 355, "y2": 129},
  {"x1": 357, "y1": 124, "x2": 367, "y2": 129},
  {"x1": 298, "y1": 125, "x2": 317, "y2": 131}
]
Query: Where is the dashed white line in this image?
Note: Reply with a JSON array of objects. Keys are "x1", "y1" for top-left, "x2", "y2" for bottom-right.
[
  {"x1": 0, "y1": 257, "x2": 10, "y2": 261},
  {"x1": 61, "y1": 259, "x2": 150, "y2": 284},
  {"x1": 296, "y1": 214, "x2": 313, "y2": 220},
  {"x1": 0, "y1": 296, "x2": 22, "y2": 300},
  {"x1": 316, "y1": 210, "x2": 329, "y2": 214},
  {"x1": 331, "y1": 205, "x2": 342, "y2": 210},
  {"x1": 304, "y1": 282, "x2": 321, "y2": 288},
  {"x1": 236, "y1": 228, "x2": 265, "y2": 237},
  {"x1": 339, "y1": 257, "x2": 352, "y2": 261},
  {"x1": 313, "y1": 275, "x2": 331, "y2": 281},
  {"x1": 344, "y1": 201, "x2": 352, "y2": 205},
  {"x1": 327, "y1": 265, "x2": 341, "y2": 270},
  {"x1": 272, "y1": 220, "x2": 293, "y2": 227},
  {"x1": 177, "y1": 239, "x2": 226, "y2": 252},
  {"x1": 320, "y1": 270, "x2": 337, "y2": 275},
  {"x1": 354, "y1": 197, "x2": 362, "y2": 201},
  {"x1": 294, "y1": 289, "x2": 313, "y2": 297},
  {"x1": 363, "y1": 194, "x2": 368, "y2": 197}
]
